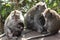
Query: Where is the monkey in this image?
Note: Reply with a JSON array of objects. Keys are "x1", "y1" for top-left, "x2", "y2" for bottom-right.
[
  {"x1": 0, "y1": 10, "x2": 24, "y2": 40},
  {"x1": 42, "y1": 8, "x2": 60, "y2": 34},
  {"x1": 25, "y1": 8, "x2": 60, "y2": 40},
  {"x1": 24, "y1": 2, "x2": 47, "y2": 33}
]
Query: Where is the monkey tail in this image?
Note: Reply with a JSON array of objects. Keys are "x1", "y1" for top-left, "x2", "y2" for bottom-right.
[
  {"x1": 27, "y1": 32, "x2": 57, "y2": 40},
  {"x1": 0, "y1": 33, "x2": 6, "y2": 38}
]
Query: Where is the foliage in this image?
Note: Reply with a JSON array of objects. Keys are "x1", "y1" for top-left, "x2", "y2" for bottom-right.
[
  {"x1": 45, "y1": 0, "x2": 60, "y2": 14},
  {"x1": 0, "y1": 0, "x2": 60, "y2": 22},
  {"x1": 0, "y1": 2, "x2": 14, "y2": 21}
]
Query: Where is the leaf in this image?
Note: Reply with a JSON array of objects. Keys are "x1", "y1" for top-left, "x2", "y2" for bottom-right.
[
  {"x1": 46, "y1": 0, "x2": 49, "y2": 3},
  {"x1": 6, "y1": 3, "x2": 11, "y2": 7},
  {"x1": 28, "y1": 0, "x2": 32, "y2": 2},
  {"x1": 53, "y1": 2, "x2": 57, "y2": 7},
  {"x1": 1, "y1": 9, "x2": 6, "y2": 17}
]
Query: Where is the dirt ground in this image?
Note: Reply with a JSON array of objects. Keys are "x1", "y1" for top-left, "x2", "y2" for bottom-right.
[{"x1": 0, "y1": 30, "x2": 60, "y2": 40}]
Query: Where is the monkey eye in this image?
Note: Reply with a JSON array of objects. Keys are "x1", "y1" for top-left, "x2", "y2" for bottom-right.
[
  {"x1": 42, "y1": 4, "x2": 45, "y2": 7},
  {"x1": 14, "y1": 15, "x2": 20, "y2": 19},
  {"x1": 12, "y1": 15, "x2": 20, "y2": 19},
  {"x1": 49, "y1": 13, "x2": 52, "y2": 16},
  {"x1": 16, "y1": 13, "x2": 20, "y2": 15},
  {"x1": 37, "y1": 5, "x2": 40, "y2": 8},
  {"x1": 46, "y1": 13, "x2": 52, "y2": 18}
]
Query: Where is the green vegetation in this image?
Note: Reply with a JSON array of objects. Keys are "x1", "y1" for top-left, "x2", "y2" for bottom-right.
[{"x1": 0, "y1": 0, "x2": 60, "y2": 21}]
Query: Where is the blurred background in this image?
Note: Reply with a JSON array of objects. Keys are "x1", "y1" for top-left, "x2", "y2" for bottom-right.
[{"x1": 0, "y1": 0, "x2": 60, "y2": 35}]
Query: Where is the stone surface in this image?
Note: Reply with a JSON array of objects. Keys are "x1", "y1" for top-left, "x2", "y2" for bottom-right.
[{"x1": 0, "y1": 30, "x2": 60, "y2": 40}]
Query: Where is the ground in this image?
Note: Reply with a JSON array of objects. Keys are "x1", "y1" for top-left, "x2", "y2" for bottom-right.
[{"x1": 0, "y1": 30, "x2": 60, "y2": 40}]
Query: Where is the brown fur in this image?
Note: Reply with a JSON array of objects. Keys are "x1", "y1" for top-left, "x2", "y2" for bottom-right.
[{"x1": 43, "y1": 8, "x2": 60, "y2": 33}]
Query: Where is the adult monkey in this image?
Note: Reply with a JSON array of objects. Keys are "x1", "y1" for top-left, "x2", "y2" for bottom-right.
[
  {"x1": 24, "y1": 2, "x2": 47, "y2": 33},
  {"x1": 26, "y1": 8, "x2": 60, "y2": 40},
  {"x1": 0, "y1": 10, "x2": 24, "y2": 40}
]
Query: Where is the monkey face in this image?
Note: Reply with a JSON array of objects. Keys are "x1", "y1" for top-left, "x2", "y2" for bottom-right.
[
  {"x1": 12, "y1": 14, "x2": 20, "y2": 20},
  {"x1": 11, "y1": 10, "x2": 21, "y2": 21},
  {"x1": 45, "y1": 12, "x2": 52, "y2": 19},
  {"x1": 36, "y1": 2, "x2": 47, "y2": 11},
  {"x1": 42, "y1": 8, "x2": 53, "y2": 20}
]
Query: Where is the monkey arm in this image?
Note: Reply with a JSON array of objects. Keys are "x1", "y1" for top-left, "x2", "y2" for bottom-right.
[
  {"x1": 20, "y1": 13, "x2": 24, "y2": 23},
  {"x1": 8, "y1": 26, "x2": 20, "y2": 31},
  {"x1": 34, "y1": 14, "x2": 44, "y2": 33},
  {"x1": 4, "y1": 24, "x2": 13, "y2": 38}
]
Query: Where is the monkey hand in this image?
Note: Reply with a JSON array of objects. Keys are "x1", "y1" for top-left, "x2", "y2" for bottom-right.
[{"x1": 7, "y1": 33, "x2": 13, "y2": 39}]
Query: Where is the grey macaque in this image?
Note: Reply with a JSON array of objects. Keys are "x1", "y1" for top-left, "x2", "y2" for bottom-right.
[
  {"x1": 24, "y1": 2, "x2": 47, "y2": 33},
  {"x1": 4, "y1": 10, "x2": 24, "y2": 40},
  {"x1": 27, "y1": 8, "x2": 60, "y2": 40},
  {"x1": 42, "y1": 8, "x2": 60, "y2": 34}
]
